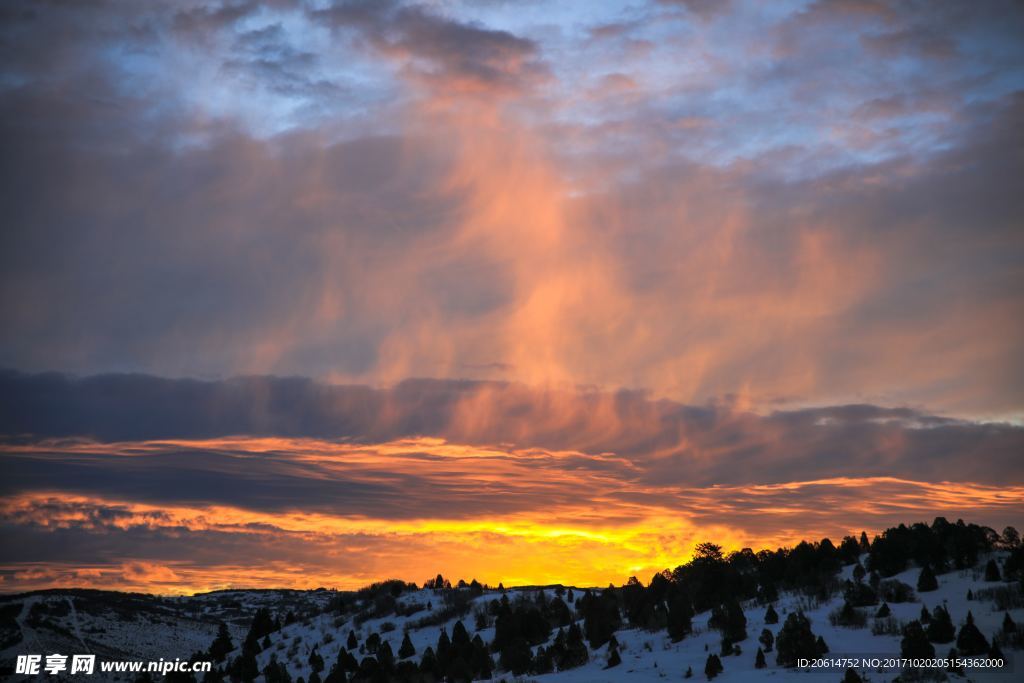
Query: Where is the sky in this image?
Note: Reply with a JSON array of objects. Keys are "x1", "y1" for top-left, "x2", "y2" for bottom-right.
[{"x1": 0, "y1": 0, "x2": 1022, "y2": 594}]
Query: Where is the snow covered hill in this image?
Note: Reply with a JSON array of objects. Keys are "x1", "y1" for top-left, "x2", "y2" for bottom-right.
[{"x1": 1, "y1": 555, "x2": 1020, "y2": 682}]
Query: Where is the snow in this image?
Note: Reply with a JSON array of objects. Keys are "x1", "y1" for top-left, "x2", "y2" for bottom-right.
[{"x1": 1, "y1": 554, "x2": 1020, "y2": 682}]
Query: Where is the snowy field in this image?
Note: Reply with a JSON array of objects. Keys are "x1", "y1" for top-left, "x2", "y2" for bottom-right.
[{"x1": 1, "y1": 555, "x2": 1020, "y2": 682}]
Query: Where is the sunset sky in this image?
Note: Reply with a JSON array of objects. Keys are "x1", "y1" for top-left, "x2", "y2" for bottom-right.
[{"x1": 1, "y1": 0, "x2": 1023, "y2": 594}]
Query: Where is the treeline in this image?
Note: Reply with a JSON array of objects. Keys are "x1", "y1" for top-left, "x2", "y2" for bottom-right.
[{"x1": 151, "y1": 518, "x2": 1020, "y2": 683}]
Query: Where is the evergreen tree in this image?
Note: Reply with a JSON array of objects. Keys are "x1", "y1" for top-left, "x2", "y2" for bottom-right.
[
  {"x1": 754, "y1": 647, "x2": 766, "y2": 669},
  {"x1": 946, "y1": 647, "x2": 964, "y2": 675},
  {"x1": 558, "y1": 622, "x2": 589, "y2": 670},
  {"x1": 842, "y1": 668, "x2": 863, "y2": 683},
  {"x1": 704, "y1": 653, "x2": 723, "y2": 679},
  {"x1": 988, "y1": 640, "x2": 1004, "y2": 660},
  {"x1": 985, "y1": 558, "x2": 1002, "y2": 581},
  {"x1": 667, "y1": 593, "x2": 694, "y2": 641},
  {"x1": 926, "y1": 605, "x2": 955, "y2": 643},
  {"x1": 759, "y1": 628, "x2": 774, "y2": 652},
  {"x1": 532, "y1": 645, "x2": 554, "y2": 675},
  {"x1": 685, "y1": 665, "x2": 693, "y2": 678},
  {"x1": 346, "y1": 630, "x2": 358, "y2": 651},
  {"x1": 307, "y1": 671, "x2": 320, "y2": 683},
  {"x1": 900, "y1": 620, "x2": 935, "y2": 658},
  {"x1": 1003, "y1": 611, "x2": 1017, "y2": 634},
  {"x1": 398, "y1": 632, "x2": 415, "y2": 659},
  {"x1": 606, "y1": 647, "x2": 621, "y2": 668},
  {"x1": 418, "y1": 646, "x2": 437, "y2": 676},
  {"x1": 956, "y1": 611, "x2": 989, "y2": 655},
  {"x1": 582, "y1": 587, "x2": 622, "y2": 648},
  {"x1": 377, "y1": 641, "x2": 394, "y2": 672},
  {"x1": 919, "y1": 605, "x2": 931, "y2": 623},
  {"x1": 209, "y1": 623, "x2": 233, "y2": 663},
  {"x1": 764, "y1": 604, "x2": 779, "y2": 625},
  {"x1": 775, "y1": 612, "x2": 818, "y2": 667},
  {"x1": 917, "y1": 565, "x2": 938, "y2": 592},
  {"x1": 709, "y1": 598, "x2": 747, "y2": 642},
  {"x1": 816, "y1": 635, "x2": 829, "y2": 655},
  {"x1": 967, "y1": 588, "x2": 973, "y2": 600},
  {"x1": 307, "y1": 646, "x2": 324, "y2": 674},
  {"x1": 852, "y1": 563, "x2": 866, "y2": 583},
  {"x1": 498, "y1": 636, "x2": 532, "y2": 675},
  {"x1": 875, "y1": 602, "x2": 890, "y2": 618},
  {"x1": 860, "y1": 531, "x2": 870, "y2": 552}
]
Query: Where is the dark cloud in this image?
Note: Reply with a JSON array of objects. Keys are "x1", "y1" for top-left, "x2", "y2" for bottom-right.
[
  {"x1": 1, "y1": 371, "x2": 1022, "y2": 493},
  {"x1": 310, "y1": 0, "x2": 549, "y2": 95}
]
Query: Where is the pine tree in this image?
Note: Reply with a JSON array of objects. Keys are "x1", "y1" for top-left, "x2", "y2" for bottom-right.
[
  {"x1": 816, "y1": 635, "x2": 829, "y2": 655},
  {"x1": 775, "y1": 612, "x2": 818, "y2": 667},
  {"x1": 685, "y1": 665, "x2": 693, "y2": 678},
  {"x1": 667, "y1": 593, "x2": 694, "y2": 642},
  {"x1": 900, "y1": 620, "x2": 935, "y2": 658},
  {"x1": 843, "y1": 668, "x2": 863, "y2": 683},
  {"x1": 852, "y1": 563, "x2": 866, "y2": 583},
  {"x1": 704, "y1": 653, "x2": 723, "y2": 679},
  {"x1": 919, "y1": 605, "x2": 931, "y2": 623},
  {"x1": 398, "y1": 633, "x2": 415, "y2": 659},
  {"x1": 759, "y1": 628, "x2": 774, "y2": 652},
  {"x1": 946, "y1": 647, "x2": 964, "y2": 675},
  {"x1": 917, "y1": 565, "x2": 938, "y2": 592},
  {"x1": 346, "y1": 630, "x2": 357, "y2": 651},
  {"x1": 764, "y1": 604, "x2": 779, "y2": 625},
  {"x1": 985, "y1": 559, "x2": 1002, "y2": 581},
  {"x1": 754, "y1": 647, "x2": 766, "y2": 669},
  {"x1": 308, "y1": 646, "x2": 324, "y2": 673},
  {"x1": 956, "y1": 611, "x2": 989, "y2": 655},
  {"x1": 606, "y1": 647, "x2": 621, "y2": 668},
  {"x1": 859, "y1": 531, "x2": 870, "y2": 552},
  {"x1": 709, "y1": 598, "x2": 747, "y2": 643},
  {"x1": 875, "y1": 602, "x2": 890, "y2": 618},
  {"x1": 926, "y1": 605, "x2": 955, "y2": 643},
  {"x1": 1003, "y1": 611, "x2": 1017, "y2": 634},
  {"x1": 209, "y1": 623, "x2": 233, "y2": 663}
]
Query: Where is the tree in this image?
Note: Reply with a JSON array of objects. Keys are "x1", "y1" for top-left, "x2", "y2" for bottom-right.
[
  {"x1": 985, "y1": 558, "x2": 1002, "y2": 582},
  {"x1": 559, "y1": 622, "x2": 589, "y2": 670},
  {"x1": 1003, "y1": 611, "x2": 1017, "y2": 634},
  {"x1": 754, "y1": 647, "x2": 766, "y2": 669},
  {"x1": 398, "y1": 633, "x2": 415, "y2": 659},
  {"x1": 498, "y1": 637, "x2": 532, "y2": 675},
  {"x1": 776, "y1": 612, "x2": 818, "y2": 667},
  {"x1": 764, "y1": 604, "x2": 779, "y2": 625},
  {"x1": 759, "y1": 628, "x2": 774, "y2": 652},
  {"x1": 919, "y1": 605, "x2": 931, "y2": 623},
  {"x1": 926, "y1": 605, "x2": 955, "y2": 643},
  {"x1": 917, "y1": 565, "x2": 938, "y2": 592},
  {"x1": 346, "y1": 630, "x2": 358, "y2": 651},
  {"x1": 606, "y1": 647, "x2": 621, "y2": 668},
  {"x1": 709, "y1": 598, "x2": 747, "y2": 643},
  {"x1": 843, "y1": 668, "x2": 863, "y2": 683},
  {"x1": 667, "y1": 593, "x2": 694, "y2": 641},
  {"x1": 956, "y1": 611, "x2": 989, "y2": 655},
  {"x1": 875, "y1": 602, "x2": 890, "y2": 618},
  {"x1": 816, "y1": 635, "x2": 829, "y2": 655},
  {"x1": 900, "y1": 621, "x2": 935, "y2": 659},
  {"x1": 582, "y1": 587, "x2": 622, "y2": 648},
  {"x1": 209, "y1": 623, "x2": 233, "y2": 663},
  {"x1": 852, "y1": 563, "x2": 866, "y2": 583},
  {"x1": 308, "y1": 646, "x2": 324, "y2": 674},
  {"x1": 704, "y1": 653, "x2": 723, "y2": 679}
]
